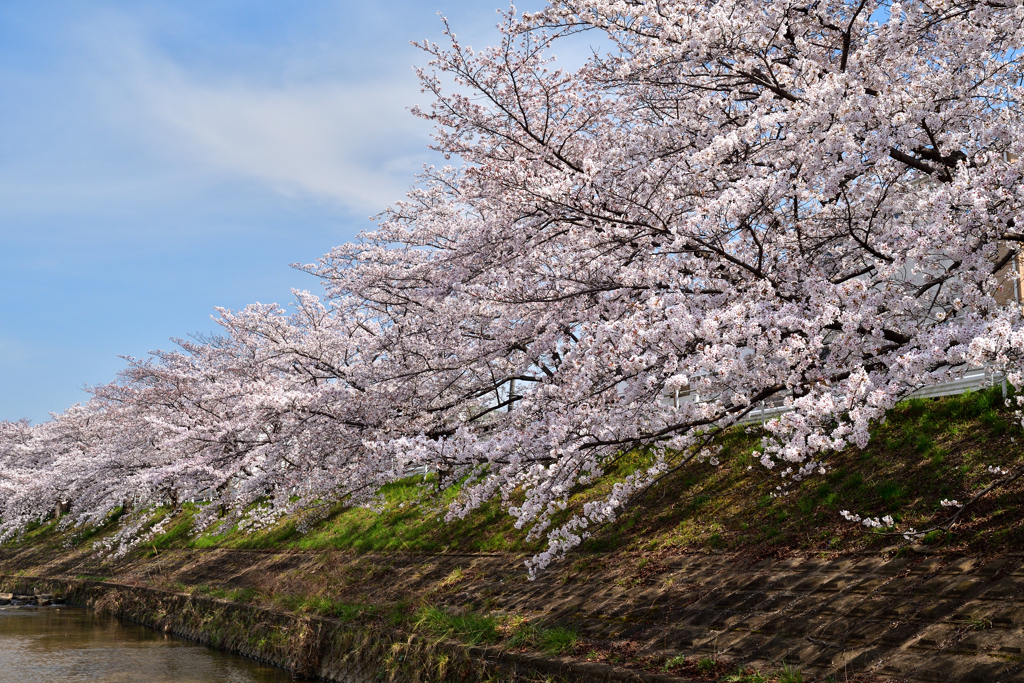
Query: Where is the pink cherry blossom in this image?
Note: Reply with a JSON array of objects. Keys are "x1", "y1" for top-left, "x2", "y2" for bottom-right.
[{"x1": 3, "y1": 0, "x2": 1024, "y2": 572}]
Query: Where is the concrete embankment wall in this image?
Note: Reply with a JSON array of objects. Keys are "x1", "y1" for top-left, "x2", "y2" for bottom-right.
[
  {"x1": 4, "y1": 548, "x2": 1024, "y2": 681},
  {"x1": 0, "y1": 576, "x2": 679, "y2": 683}
]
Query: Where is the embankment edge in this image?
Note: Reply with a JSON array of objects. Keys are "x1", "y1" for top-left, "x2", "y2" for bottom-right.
[{"x1": 0, "y1": 575, "x2": 685, "y2": 683}]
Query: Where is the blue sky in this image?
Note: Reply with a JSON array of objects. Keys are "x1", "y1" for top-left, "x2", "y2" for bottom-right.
[{"x1": 0, "y1": 0, "x2": 569, "y2": 423}]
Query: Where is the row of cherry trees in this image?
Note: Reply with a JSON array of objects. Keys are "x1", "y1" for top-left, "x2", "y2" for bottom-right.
[{"x1": 3, "y1": 0, "x2": 1024, "y2": 570}]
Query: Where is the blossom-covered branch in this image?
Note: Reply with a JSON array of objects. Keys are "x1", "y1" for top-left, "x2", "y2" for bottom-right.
[{"x1": 3, "y1": 0, "x2": 1024, "y2": 572}]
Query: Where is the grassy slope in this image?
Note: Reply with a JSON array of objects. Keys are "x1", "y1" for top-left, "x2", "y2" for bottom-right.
[
  {"x1": 596, "y1": 387, "x2": 1024, "y2": 558},
  {"x1": 8, "y1": 390, "x2": 1021, "y2": 683},
  {"x1": 11, "y1": 387, "x2": 1024, "y2": 560}
]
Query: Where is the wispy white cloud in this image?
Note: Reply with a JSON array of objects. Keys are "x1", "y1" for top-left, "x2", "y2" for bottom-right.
[
  {"x1": 81, "y1": 12, "x2": 434, "y2": 216},
  {"x1": 135, "y1": 74, "x2": 430, "y2": 213}
]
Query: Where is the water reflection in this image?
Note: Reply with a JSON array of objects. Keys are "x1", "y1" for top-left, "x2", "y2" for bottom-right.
[{"x1": 0, "y1": 605, "x2": 307, "y2": 683}]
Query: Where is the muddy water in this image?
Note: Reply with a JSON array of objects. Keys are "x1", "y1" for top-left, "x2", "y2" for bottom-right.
[{"x1": 0, "y1": 605, "x2": 308, "y2": 682}]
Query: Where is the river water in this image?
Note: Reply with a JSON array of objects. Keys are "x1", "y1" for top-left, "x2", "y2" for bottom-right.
[{"x1": 0, "y1": 604, "x2": 309, "y2": 682}]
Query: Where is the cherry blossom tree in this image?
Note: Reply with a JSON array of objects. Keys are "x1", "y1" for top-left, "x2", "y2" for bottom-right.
[{"x1": 3, "y1": 0, "x2": 1024, "y2": 570}]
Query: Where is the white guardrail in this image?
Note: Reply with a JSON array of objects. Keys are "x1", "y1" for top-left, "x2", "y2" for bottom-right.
[
  {"x1": 725, "y1": 368, "x2": 1007, "y2": 426},
  {"x1": 406, "y1": 370, "x2": 1010, "y2": 479}
]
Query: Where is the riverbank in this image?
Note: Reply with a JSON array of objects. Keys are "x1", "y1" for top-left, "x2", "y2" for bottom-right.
[
  {"x1": 4, "y1": 546, "x2": 1024, "y2": 682},
  {"x1": 0, "y1": 573, "x2": 687, "y2": 683},
  {"x1": 5, "y1": 390, "x2": 1024, "y2": 681}
]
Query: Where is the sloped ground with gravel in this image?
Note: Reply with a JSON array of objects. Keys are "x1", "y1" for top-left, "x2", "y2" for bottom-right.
[{"x1": 3, "y1": 545, "x2": 1024, "y2": 681}]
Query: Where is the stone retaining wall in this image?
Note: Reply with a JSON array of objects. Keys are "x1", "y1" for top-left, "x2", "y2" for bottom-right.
[
  {"x1": 0, "y1": 575, "x2": 683, "y2": 683},
  {"x1": 4, "y1": 548, "x2": 1024, "y2": 681}
]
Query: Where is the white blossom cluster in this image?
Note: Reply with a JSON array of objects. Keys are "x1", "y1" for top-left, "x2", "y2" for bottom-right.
[
  {"x1": 2, "y1": 0, "x2": 1024, "y2": 572},
  {"x1": 840, "y1": 510, "x2": 895, "y2": 529}
]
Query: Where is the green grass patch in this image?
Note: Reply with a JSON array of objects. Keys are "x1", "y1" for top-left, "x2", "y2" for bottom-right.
[
  {"x1": 538, "y1": 625, "x2": 579, "y2": 655},
  {"x1": 413, "y1": 605, "x2": 501, "y2": 645},
  {"x1": 277, "y1": 594, "x2": 378, "y2": 622},
  {"x1": 503, "y1": 617, "x2": 579, "y2": 654},
  {"x1": 192, "y1": 584, "x2": 259, "y2": 603}
]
